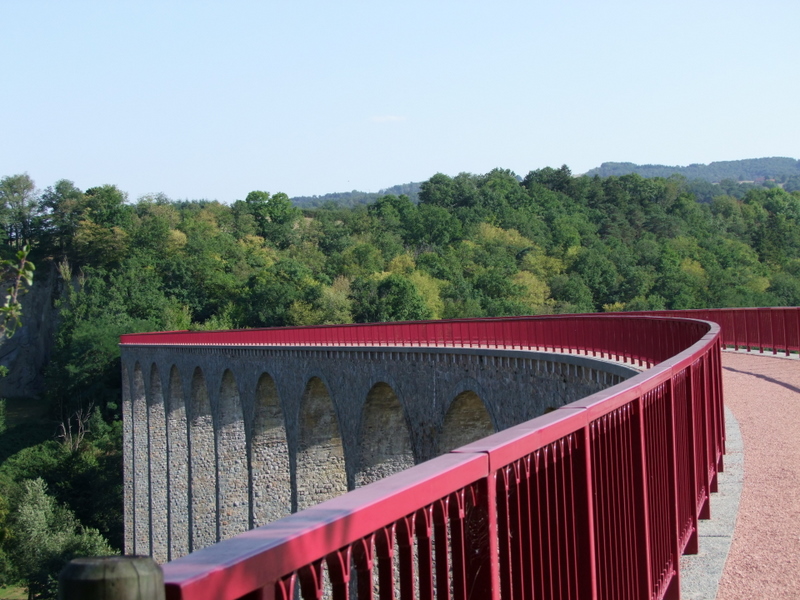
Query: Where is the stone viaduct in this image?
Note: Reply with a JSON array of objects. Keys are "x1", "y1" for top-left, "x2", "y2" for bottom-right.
[{"x1": 121, "y1": 343, "x2": 638, "y2": 563}]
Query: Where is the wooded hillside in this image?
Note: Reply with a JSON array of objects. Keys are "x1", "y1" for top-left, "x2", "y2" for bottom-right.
[{"x1": 1, "y1": 164, "x2": 800, "y2": 597}]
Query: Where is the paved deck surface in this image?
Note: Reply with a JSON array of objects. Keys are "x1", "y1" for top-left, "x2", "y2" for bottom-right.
[{"x1": 683, "y1": 351, "x2": 800, "y2": 599}]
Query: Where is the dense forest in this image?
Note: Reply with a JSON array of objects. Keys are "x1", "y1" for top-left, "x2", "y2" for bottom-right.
[{"x1": 1, "y1": 164, "x2": 800, "y2": 597}]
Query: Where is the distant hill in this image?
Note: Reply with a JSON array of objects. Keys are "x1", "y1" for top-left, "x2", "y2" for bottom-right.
[
  {"x1": 293, "y1": 158, "x2": 800, "y2": 209},
  {"x1": 292, "y1": 182, "x2": 422, "y2": 208},
  {"x1": 585, "y1": 157, "x2": 800, "y2": 183}
]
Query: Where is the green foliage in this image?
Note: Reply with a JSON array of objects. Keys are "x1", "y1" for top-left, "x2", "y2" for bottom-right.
[
  {"x1": 45, "y1": 262, "x2": 186, "y2": 422},
  {"x1": 244, "y1": 191, "x2": 301, "y2": 249},
  {"x1": 0, "y1": 415, "x2": 123, "y2": 571},
  {"x1": 351, "y1": 274, "x2": 433, "y2": 323},
  {"x1": 241, "y1": 259, "x2": 322, "y2": 327},
  {"x1": 0, "y1": 175, "x2": 39, "y2": 250},
  {"x1": 38, "y1": 180, "x2": 85, "y2": 260},
  {"x1": 8, "y1": 478, "x2": 114, "y2": 599},
  {"x1": 0, "y1": 246, "x2": 35, "y2": 339},
  {"x1": 81, "y1": 185, "x2": 131, "y2": 230}
]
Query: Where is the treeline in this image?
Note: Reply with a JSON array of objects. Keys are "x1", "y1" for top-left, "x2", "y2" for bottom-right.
[
  {"x1": 1, "y1": 165, "x2": 800, "y2": 596},
  {"x1": 291, "y1": 181, "x2": 422, "y2": 208},
  {"x1": 586, "y1": 157, "x2": 800, "y2": 191}
]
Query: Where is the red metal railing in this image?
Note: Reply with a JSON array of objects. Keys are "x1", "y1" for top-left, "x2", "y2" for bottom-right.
[
  {"x1": 623, "y1": 307, "x2": 800, "y2": 355},
  {"x1": 121, "y1": 306, "x2": 800, "y2": 356},
  {"x1": 119, "y1": 310, "x2": 740, "y2": 600},
  {"x1": 120, "y1": 314, "x2": 710, "y2": 368}
]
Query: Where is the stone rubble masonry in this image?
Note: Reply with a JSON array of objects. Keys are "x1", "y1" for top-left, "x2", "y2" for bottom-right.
[{"x1": 121, "y1": 344, "x2": 638, "y2": 563}]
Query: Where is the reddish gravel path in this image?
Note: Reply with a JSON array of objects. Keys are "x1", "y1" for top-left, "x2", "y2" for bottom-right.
[{"x1": 716, "y1": 352, "x2": 800, "y2": 598}]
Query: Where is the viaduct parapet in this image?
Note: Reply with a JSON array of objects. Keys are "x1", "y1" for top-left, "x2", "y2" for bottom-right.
[{"x1": 121, "y1": 343, "x2": 638, "y2": 563}]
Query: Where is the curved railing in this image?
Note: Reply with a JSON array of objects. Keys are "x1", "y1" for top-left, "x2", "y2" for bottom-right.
[
  {"x1": 122, "y1": 312, "x2": 732, "y2": 600},
  {"x1": 625, "y1": 307, "x2": 800, "y2": 355},
  {"x1": 121, "y1": 306, "x2": 799, "y2": 356}
]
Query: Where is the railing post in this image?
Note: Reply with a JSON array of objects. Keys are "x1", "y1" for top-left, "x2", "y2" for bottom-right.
[
  {"x1": 664, "y1": 377, "x2": 683, "y2": 600},
  {"x1": 781, "y1": 308, "x2": 790, "y2": 356},
  {"x1": 695, "y1": 358, "x2": 712, "y2": 519},
  {"x1": 469, "y1": 473, "x2": 501, "y2": 600},
  {"x1": 682, "y1": 362, "x2": 700, "y2": 554},
  {"x1": 58, "y1": 556, "x2": 165, "y2": 600},
  {"x1": 581, "y1": 425, "x2": 599, "y2": 600},
  {"x1": 634, "y1": 398, "x2": 655, "y2": 600}
]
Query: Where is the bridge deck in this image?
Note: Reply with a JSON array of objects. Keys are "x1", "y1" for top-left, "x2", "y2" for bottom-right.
[{"x1": 714, "y1": 352, "x2": 800, "y2": 599}]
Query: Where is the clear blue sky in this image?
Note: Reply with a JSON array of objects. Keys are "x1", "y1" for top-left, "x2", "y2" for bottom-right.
[{"x1": 2, "y1": 1, "x2": 798, "y2": 202}]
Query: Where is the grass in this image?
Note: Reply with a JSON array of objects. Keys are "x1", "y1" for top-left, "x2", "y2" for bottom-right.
[{"x1": 0, "y1": 585, "x2": 26, "y2": 599}]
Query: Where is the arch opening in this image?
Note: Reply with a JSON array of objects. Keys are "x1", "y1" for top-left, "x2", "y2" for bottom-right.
[
  {"x1": 167, "y1": 365, "x2": 189, "y2": 560},
  {"x1": 356, "y1": 382, "x2": 414, "y2": 487},
  {"x1": 189, "y1": 368, "x2": 216, "y2": 551},
  {"x1": 122, "y1": 364, "x2": 134, "y2": 554},
  {"x1": 296, "y1": 377, "x2": 347, "y2": 511},
  {"x1": 132, "y1": 363, "x2": 150, "y2": 556},
  {"x1": 439, "y1": 390, "x2": 495, "y2": 454},
  {"x1": 251, "y1": 373, "x2": 291, "y2": 526},
  {"x1": 147, "y1": 364, "x2": 168, "y2": 563},
  {"x1": 217, "y1": 370, "x2": 248, "y2": 539}
]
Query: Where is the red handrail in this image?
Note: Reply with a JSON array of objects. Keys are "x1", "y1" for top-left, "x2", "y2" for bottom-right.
[
  {"x1": 120, "y1": 306, "x2": 798, "y2": 355},
  {"x1": 125, "y1": 311, "x2": 739, "y2": 600},
  {"x1": 622, "y1": 307, "x2": 800, "y2": 355},
  {"x1": 121, "y1": 314, "x2": 703, "y2": 364}
]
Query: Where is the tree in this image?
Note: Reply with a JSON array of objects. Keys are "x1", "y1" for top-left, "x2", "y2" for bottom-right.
[
  {"x1": 244, "y1": 191, "x2": 301, "y2": 249},
  {"x1": 241, "y1": 259, "x2": 321, "y2": 327},
  {"x1": 38, "y1": 180, "x2": 85, "y2": 260},
  {"x1": 408, "y1": 204, "x2": 462, "y2": 247},
  {"x1": 82, "y1": 185, "x2": 131, "y2": 230},
  {"x1": 338, "y1": 242, "x2": 385, "y2": 278},
  {"x1": 0, "y1": 174, "x2": 39, "y2": 249},
  {"x1": 418, "y1": 173, "x2": 456, "y2": 208},
  {"x1": 9, "y1": 478, "x2": 114, "y2": 599},
  {"x1": 549, "y1": 273, "x2": 594, "y2": 313},
  {"x1": 570, "y1": 246, "x2": 620, "y2": 309},
  {"x1": 523, "y1": 165, "x2": 573, "y2": 195},
  {"x1": 350, "y1": 274, "x2": 433, "y2": 323},
  {"x1": 0, "y1": 246, "x2": 35, "y2": 339},
  {"x1": 368, "y1": 194, "x2": 416, "y2": 236}
]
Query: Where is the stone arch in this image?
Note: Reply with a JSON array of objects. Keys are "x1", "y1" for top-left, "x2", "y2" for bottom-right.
[
  {"x1": 439, "y1": 390, "x2": 495, "y2": 454},
  {"x1": 189, "y1": 367, "x2": 216, "y2": 551},
  {"x1": 217, "y1": 370, "x2": 248, "y2": 540},
  {"x1": 132, "y1": 362, "x2": 150, "y2": 556},
  {"x1": 296, "y1": 377, "x2": 347, "y2": 511},
  {"x1": 356, "y1": 382, "x2": 414, "y2": 487},
  {"x1": 147, "y1": 364, "x2": 168, "y2": 563},
  {"x1": 167, "y1": 365, "x2": 189, "y2": 560},
  {"x1": 250, "y1": 372, "x2": 291, "y2": 527}
]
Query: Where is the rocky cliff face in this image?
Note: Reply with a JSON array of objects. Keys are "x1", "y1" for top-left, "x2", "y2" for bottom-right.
[{"x1": 0, "y1": 262, "x2": 60, "y2": 398}]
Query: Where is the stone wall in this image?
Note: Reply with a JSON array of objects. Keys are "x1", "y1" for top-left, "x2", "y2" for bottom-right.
[{"x1": 121, "y1": 344, "x2": 638, "y2": 563}]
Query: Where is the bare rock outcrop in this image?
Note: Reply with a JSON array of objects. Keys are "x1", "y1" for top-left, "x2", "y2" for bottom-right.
[{"x1": 0, "y1": 261, "x2": 59, "y2": 398}]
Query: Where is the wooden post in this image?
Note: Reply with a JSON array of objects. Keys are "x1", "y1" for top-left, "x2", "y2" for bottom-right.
[{"x1": 58, "y1": 556, "x2": 165, "y2": 600}]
